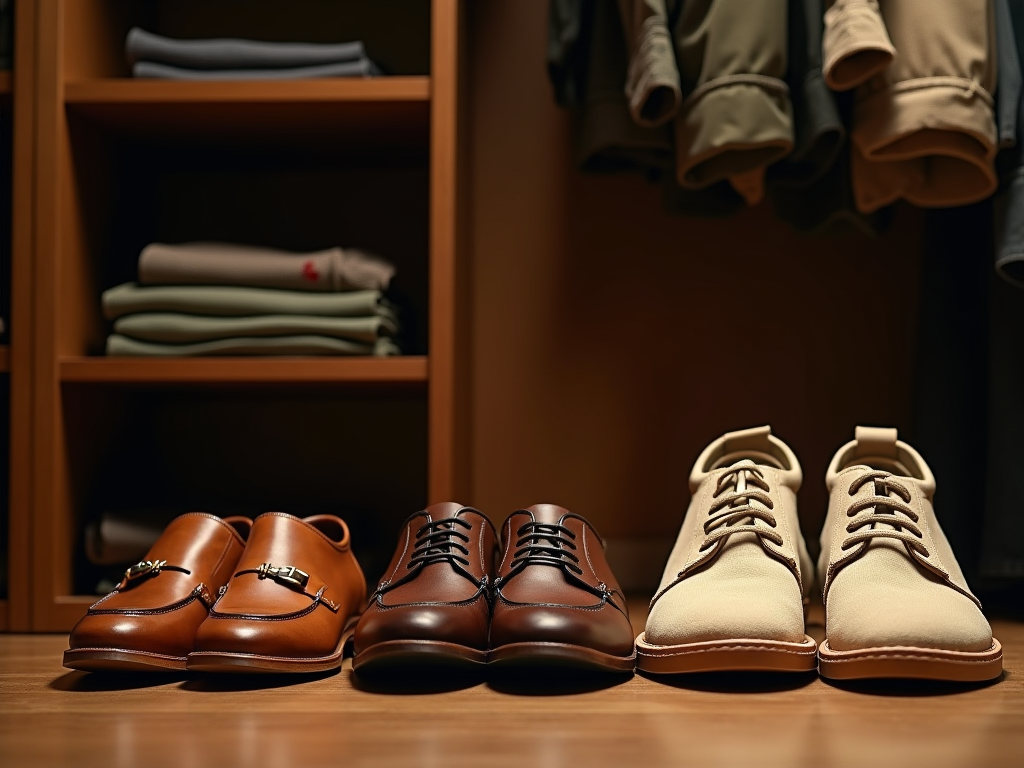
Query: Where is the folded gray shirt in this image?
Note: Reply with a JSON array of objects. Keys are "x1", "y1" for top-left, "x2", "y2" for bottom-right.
[
  {"x1": 126, "y1": 27, "x2": 366, "y2": 69},
  {"x1": 114, "y1": 312, "x2": 397, "y2": 344},
  {"x1": 102, "y1": 283, "x2": 395, "y2": 321},
  {"x1": 138, "y1": 242, "x2": 396, "y2": 292},
  {"x1": 106, "y1": 334, "x2": 401, "y2": 357},
  {"x1": 133, "y1": 58, "x2": 381, "y2": 80}
]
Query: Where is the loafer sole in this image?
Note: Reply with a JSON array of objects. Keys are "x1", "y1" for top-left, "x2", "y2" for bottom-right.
[
  {"x1": 489, "y1": 641, "x2": 636, "y2": 672},
  {"x1": 185, "y1": 621, "x2": 356, "y2": 674},
  {"x1": 817, "y1": 638, "x2": 1003, "y2": 681},
  {"x1": 353, "y1": 639, "x2": 487, "y2": 672},
  {"x1": 635, "y1": 632, "x2": 818, "y2": 674},
  {"x1": 63, "y1": 647, "x2": 187, "y2": 672}
]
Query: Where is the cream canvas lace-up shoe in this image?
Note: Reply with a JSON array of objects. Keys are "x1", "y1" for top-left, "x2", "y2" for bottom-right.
[
  {"x1": 817, "y1": 427, "x2": 1002, "y2": 681},
  {"x1": 636, "y1": 426, "x2": 817, "y2": 673}
]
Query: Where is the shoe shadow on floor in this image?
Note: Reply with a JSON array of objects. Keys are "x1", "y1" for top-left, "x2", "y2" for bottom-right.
[
  {"x1": 820, "y1": 670, "x2": 1009, "y2": 697},
  {"x1": 637, "y1": 669, "x2": 818, "y2": 694},
  {"x1": 49, "y1": 670, "x2": 187, "y2": 692},
  {"x1": 487, "y1": 666, "x2": 634, "y2": 696},
  {"x1": 349, "y1": 665, "x2": 485, "y2": 694},
  {"x1": 179, "y1": 668, "x2": 340, "y2": 692}
]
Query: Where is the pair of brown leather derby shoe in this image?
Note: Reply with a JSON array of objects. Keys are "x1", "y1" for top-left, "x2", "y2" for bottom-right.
[
  {"x1": 353, "y1": 502, "x2": 636, "y2": 673},
  {"x1": 64, "y1": 511, "x2": 365, "y2": 673}
]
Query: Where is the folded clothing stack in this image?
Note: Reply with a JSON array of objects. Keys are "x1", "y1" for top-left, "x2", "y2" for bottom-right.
[
  {"x1": 126, "y1": 27, "x2": 382, "y2": 80},
  {"x1": 104, "y1": 242, "x2": 401, "y2": 357}
]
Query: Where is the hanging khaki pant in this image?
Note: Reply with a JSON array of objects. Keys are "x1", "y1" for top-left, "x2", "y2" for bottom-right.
[
  {"x1": 672, "y1": 0, "x2": 793, "y2": 205},
  {"x1": 848, "y1": 0, "x2": 999, "y2": 212}
]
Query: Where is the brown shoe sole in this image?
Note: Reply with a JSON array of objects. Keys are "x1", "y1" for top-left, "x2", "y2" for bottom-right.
[
  {"x1": 63, "y1": 647, "x2": 187, "y2": 672},
  {"x1": 488, "y1": 642, "x2": 636, "y2": 672},
  {"x1": 185, "y1": 622, "x2": 356, "y2": 674},
  {"x1": 817, "y1": 638, "x2": 1004, "y2": 681},
  {"x1": 635, "y1": 633, "x2": 818, "y2": 674},
  {"x1": 352, "y1": 639, "x2": 487, "y2": 672}
]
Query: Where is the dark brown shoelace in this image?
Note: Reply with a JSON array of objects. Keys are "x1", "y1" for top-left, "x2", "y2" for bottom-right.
[
  {"x1": 408, "y1": 517, "x2": 473, "y2": 570},
  {"x1": 509, "y1": 521, "x2": 583, "y2": 575}
]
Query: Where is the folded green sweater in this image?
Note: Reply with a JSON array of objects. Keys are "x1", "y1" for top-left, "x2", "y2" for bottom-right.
[
  {"x1": 113, "y1": 312, "x2": 397, "y2": 344},
  {"x1": 102, "y1": 283, "x2": 395, "y2": 321},
  {"x1": 106, "y1": 334, "x2": 401, "y2": 357}
]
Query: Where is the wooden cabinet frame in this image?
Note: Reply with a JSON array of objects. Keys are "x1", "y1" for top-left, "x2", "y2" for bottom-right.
[{"x1": 25, "y1": 0, "x2": 466, "y2": 630}]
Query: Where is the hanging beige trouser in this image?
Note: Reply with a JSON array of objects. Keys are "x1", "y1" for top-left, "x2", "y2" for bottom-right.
[
  {"x1": 822, "y1": 0, "x2": 895, "y2": 91},
  {"x1": 672, "y1": 0, "x2": 793, "y2": 205},
  {"x1": 617, "y1": 0, "x2": 681, "y2": 128},
  {"x1": 848, "y1": 0, "x2": 999, "y2": 212}
]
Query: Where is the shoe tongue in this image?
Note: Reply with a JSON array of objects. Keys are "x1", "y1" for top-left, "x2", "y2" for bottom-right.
[
  {"x1": 523, "y1": 503, "x2": 570, "y2": 525},
  {"x1": 423, "y1": 502, "x2": 468, "y2": 520},
  {"x1": 712, "y1": 451, "x2": 784, "y2": 470}
]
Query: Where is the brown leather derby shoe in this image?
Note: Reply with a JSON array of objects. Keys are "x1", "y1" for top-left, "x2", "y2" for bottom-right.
[
  {"x1": 489, "y1": 504, "x2": 636, "y2": 672},
  {"x1": 187, "y1": 513, "x2": 366, "y2": 673},
  {"x1": 352, "y1": 502, "x2": 496, "y2": 671},
  {"x1": 64, "y1": 512, "x2": 251, "y2": 672}
]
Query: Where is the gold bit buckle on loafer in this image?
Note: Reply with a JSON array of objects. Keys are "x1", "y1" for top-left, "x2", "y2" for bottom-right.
[
  {"x1": 256, "y1": 563, "x2": 310, "y2": 589},
  {"x1": 125, "y1": 559, "x2": 168, "y2": 581}
]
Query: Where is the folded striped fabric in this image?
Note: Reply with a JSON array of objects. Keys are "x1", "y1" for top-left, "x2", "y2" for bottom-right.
[{"x1": 106, "y1": 335, "x2": 401, "y2": 357}]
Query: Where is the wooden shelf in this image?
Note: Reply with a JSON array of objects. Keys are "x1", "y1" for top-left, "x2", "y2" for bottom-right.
[
  {"x1": 59, "y1": 355, "x2": 428, "y2": 385},
  {"x1": 0, "y1": 70, "x2": 10, "y2": 95},
  {"x1": 63, "y1": 77, "x2": 431, "y2": 145},
  {"x1": 0, "y1": 345, "x2": 8, "y2": 373}
]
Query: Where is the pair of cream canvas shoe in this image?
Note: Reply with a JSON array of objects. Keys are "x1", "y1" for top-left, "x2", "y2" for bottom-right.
[{"x1": 636, "y1": 425, "x2": 1003, "y2": 681}]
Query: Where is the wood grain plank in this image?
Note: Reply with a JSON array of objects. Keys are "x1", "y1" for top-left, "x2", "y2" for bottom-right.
[{"x1": 0, "y1": 614, "x2": 1021, "y2": 768}]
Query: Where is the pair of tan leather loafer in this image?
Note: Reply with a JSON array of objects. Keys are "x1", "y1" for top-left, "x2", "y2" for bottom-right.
[
  {"x1": 64, "y1": 511, "x2": 365, "y2": 674},
  {"x1": 352, "y1": 502, "x2": 636, "y2": 673}
]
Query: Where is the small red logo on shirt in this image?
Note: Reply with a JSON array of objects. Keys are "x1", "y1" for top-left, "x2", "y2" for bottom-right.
[{"x1": 302, "y1": 260, "x2": 320, "y2": 282}]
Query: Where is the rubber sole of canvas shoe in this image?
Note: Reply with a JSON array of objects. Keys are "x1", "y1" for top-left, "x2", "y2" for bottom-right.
[
  {"x1": 817, "y1": 638, "x2": 1003, "y2": 681},
  {"x1": 635, "y1": 632, "x2": 818, "y2": 674}
]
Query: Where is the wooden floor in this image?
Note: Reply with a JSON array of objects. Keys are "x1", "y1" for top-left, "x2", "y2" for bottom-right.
[{"x1": 1, "y1": 604, "x2": 1021, "y2": 768}]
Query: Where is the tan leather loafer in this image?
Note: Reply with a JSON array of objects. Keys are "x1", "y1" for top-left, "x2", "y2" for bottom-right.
[
  {"x1": 636, "y1": 426, "x2": 817, "y2": 674},
  {"x1": 187, "y1": 512, "x2": 365, "y2": 673},
  {"x1": 489, "y1": 504, "x2": 636, "y2": 672},
  {"x1": 818, "y1": 427, "x2": 1003, "y2": 681},
  {"x1": 64, "y1": 513, "x2": 251, "y2": 672},
  {"x1": 352, "y1": 502, "x2": 496, "y2": 671}
]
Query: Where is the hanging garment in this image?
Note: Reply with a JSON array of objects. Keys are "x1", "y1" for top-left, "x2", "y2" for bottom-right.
[
  {"x1": 994, "y1": 0, "x2": 1024, "y2": 286},
  {"x1": 771, "y1": 0, "x2": 844, "y2": 187},
  {"x1": 672, "y1": 0, "x2": 794, "y2": 205},
  {"x1": 137, "y1": 242, "x2": 396, "y2": 292},
  {"x1": 102, "y1": 284, "x2": 394, "y2": 321},
  {"x1": 575, "y1": 0, "x2": 675, "y2": 174},
  {"x1": 821, "y1": 0, "x2": 895, "y2": 91},
  {"x1": 913, "y1": 202, "x2": 1024, "y2": 591},
  {"x1": 106, "y1": 334, "x2": 400, "y2": 357},
  {"x1": 617, "y1": 0, "x2": 682, "y2": 127},
  {"x1": 850, "y1": 0, "x2": 999, "y2": 213},
  {"x1": 547, "y1": 0, "x2": 591, "y2": 107},
  {"x1": 112, "y1": 313, "x2": 397, "y2": 345}
]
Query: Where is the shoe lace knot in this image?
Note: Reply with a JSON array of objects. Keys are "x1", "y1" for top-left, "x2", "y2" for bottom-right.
[
  {"x1": 842, "y1": 470, "x2": 926, "y2": 556},
  {"x1": 408, "y1": 517, "x2": 472, "y2": 570},
  {"x1": 700, "y1": 463, "x2": 782, "y2": 552}
]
